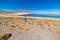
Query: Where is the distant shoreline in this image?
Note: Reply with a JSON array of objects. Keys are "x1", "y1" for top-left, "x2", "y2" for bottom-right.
[{"x1": 0, "y1": 15, "x2": 60, "y2": 21}]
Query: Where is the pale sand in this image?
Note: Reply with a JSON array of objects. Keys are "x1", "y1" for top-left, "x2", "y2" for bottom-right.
[{"x1": 0, "y1": 16, "x2": 60, "y2": 40}]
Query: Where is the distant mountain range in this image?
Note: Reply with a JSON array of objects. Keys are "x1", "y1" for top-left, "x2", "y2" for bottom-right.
[
  {"x1": 0, "y1": 10, "x2": 13, "y2": 14},
  {"x1": 0, "y1": 10, "x2": 60, "y2": 15},
  {"x1": 0, "y1": 10, "x2": 28, "y2": 14},
  {"x1": 0, "y1": 10, "x2": 30, "y2": 16}
]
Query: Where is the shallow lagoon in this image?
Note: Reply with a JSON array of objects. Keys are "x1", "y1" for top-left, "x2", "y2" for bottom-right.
[{"x1": 22, "y1": 14, "x2": 60, "y2": 18}]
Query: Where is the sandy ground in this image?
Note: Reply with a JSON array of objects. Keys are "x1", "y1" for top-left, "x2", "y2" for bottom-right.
[
  {"x1": 0, "y1": 16, "x2": 60, "y2": 40},
  {"x1": 0, "y1": 25, "x2": 60, "y2": 40}
]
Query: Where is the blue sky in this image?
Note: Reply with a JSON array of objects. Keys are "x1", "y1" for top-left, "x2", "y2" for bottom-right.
[{"x1": 0, "y1": 0, "x2": 60, "y2": 11}]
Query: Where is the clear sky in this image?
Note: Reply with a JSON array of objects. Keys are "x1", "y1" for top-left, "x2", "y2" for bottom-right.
[{"x1": 0, "y1": 0, "x2": 60, "y2": 11}]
